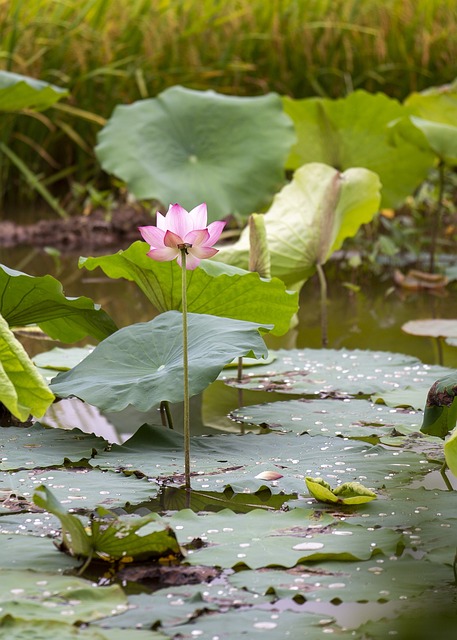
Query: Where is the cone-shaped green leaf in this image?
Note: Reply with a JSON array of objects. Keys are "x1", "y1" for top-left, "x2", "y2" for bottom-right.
[
  {"x1": 0, "y1": 313, "x2": 54, "y2": 420},
  {"x1": 215, "y1": 163, "x2": 381, "y2": 287}
]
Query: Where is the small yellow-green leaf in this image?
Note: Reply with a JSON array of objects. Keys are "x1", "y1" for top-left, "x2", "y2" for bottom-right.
[{"x1": 305, "y1": 476, "x2": 376, "y2": 505}]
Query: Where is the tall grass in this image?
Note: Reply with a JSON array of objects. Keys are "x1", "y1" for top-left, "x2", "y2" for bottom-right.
[{"x1": 0, "y1": 0, "x2": 456, "y2": 214}]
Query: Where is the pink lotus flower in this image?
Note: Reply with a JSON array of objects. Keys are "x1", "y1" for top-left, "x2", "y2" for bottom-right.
[{"x1": 139, "y1": 203, "x2": 225, "y2": 270}]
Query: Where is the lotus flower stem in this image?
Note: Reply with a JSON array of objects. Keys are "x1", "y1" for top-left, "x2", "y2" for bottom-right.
[
  {"x1": 180, "y1": 245, "x2": 191, "y2": 494},
  {"x1": 316, "y1": 263, "x2": 328, "y2": 347}
]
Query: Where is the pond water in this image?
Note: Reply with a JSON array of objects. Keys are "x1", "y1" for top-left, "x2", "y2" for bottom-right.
[
  {"x1": 4, "y1": 243, "x2": 457, "y2": 443},
  {"x1": 5, "y1": 243, "x2": 457, "y2": 366}
]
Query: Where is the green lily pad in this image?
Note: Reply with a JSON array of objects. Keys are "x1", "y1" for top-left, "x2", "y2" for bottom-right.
[
  {"x1": 33, "y1": 347, "x2": 94, "y2": 373},
  {"x1": 165, "y1": 508, "x2": 401, "y2": 569},
  {"x1": 0, "y1": 534, "x2": 79, "y2": 572},
  {"x1": 51, "y1": 311, "x2": 270, "y2": 412},
  {"x1": 0, "y1": 265, "x2": 117, "y2": 343},
  {"x1": 222, "y1": 348, "x2": 453, "y2": 396},
  {"x1": 89, "y1": 424, "x2": 436, "y2": 494},
  {"x1": 420, "y1": 372, "x2": 457, "y2": 438},
  {"x1": 0, "y1": 423, "x2": 106, "y2": 471},
  {"x1": 229, "y1": 556, "x2": 452, "y2": 605},
  {"x1": 0, "y1": 70, "x2": 68, "y2": 112},
  {"x1": 283, "y1": 90, "x2": 433, "y2": 208},
  {"x1": 95, "y1": 86, "x2": 295, "y2": 219},
  {"x1": 0, "y1": 569, "x2": 126, "y2": 623},
  {"x1": 231, "y1": 397, "x2": 423, "y2": 438},
  {"x1": 215, "y1": 163, "x2": 381, "y2": 286},
  {"x1": 1, "y1": 467, "x2": 156, "y2": 513},
  {"x1": 80, "y1": 245, "x2": 298, "y2": 336},
  {"x1": 0, "y1": 618, "x2": 165, "y2": 640},
  {"x1": 166, "y1": 608, "x2": 332, "y2": 640}
]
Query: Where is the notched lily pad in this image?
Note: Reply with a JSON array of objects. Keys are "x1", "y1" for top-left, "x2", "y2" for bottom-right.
[{"x1": 305, "y1": 477, "x2": 377, "y2": 505}]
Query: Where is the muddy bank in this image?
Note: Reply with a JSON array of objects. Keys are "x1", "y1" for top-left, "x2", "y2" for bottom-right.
[{"x1": 0, "y1": 206, "x2": 154, "y2": 250}]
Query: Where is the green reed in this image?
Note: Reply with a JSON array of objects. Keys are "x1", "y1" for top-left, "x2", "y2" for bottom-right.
[{"x1": 0, "y1": 0, "x2": 456, "y2": 213}]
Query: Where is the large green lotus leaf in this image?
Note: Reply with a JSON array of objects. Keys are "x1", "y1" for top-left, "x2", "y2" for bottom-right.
[
  {"x1": 89, "y1": 424, "x2": 435, "y2": 494},
  {"x1": 231, "y1": 397, "x2": 423, "y2": 439},
  {"x1": 283, "y1": 91, "x2": 433, "y2": 208},
  {"x1": 80, "y1": 244, "x2": 298, "y2": 336},
  {"x1": 0, "y1": 314, "x2": 54, "y2": 420},
  {"x1": 51, "y1": 311, "x2": 270, "y2": 412},
  {"x1": 165, "y1": 508, "x2": 401, "y2": 569},
  {"x1": 0, "y1": 423, "x2": 106, "y2": 471},
  {"x1": 1, "y1": 467, "x2": 156, "y2": 512},
  {"x1": 0, "y1": 70, "x2": 68, "y2": 112},
  {"x1": 0, "y1": 265, "x2": 117, "y2": 342},
  {"x1": 222, "y1": 348, "x2": 453, "y2": 396},
  {"x1": 229, "y1": 556, "x2": 452, "y2": 605},
  {"x1": 215, "y1": 163, "x2": 381, "y2": 286},
  {"x1": 166, "y1": 608, "x2": 332, "y2": 640},
  {"x1": 405, "y1": 79, "x2": 457, "y2": 124},
  {"x1": 95, "y1": 86, "x2": 295, "y2": 220},
  {"x1": 403, "y1": 79, "x2": 457, "y2": 164},
  {"x1": 0, "y1": 569, "x2": 126, "y2": 623}
]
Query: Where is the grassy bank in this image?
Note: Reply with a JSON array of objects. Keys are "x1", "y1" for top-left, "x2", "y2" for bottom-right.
[{"x1": 0, "y1": 0, "x2": 456, "y2": 213}]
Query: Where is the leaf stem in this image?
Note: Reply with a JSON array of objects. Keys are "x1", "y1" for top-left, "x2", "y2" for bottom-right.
[
  {"x1": 316, "y1": 262, "x2": 328, "y2": 347},
  {"x1": 160, "y1": 400, "x2": 174, "y2": 429},
  {"x1": 429, "y1": 160, "x2": 445, "y2": 273},
  {"x1": 180, "y1": 248, "x2": 191, "y2": 496}
]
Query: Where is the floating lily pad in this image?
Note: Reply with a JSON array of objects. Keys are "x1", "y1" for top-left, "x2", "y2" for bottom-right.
[
  {"x1": 89, "y1": 424, "x2": 436, "y2": 494},
  {"x1": 228, "y1": 556, "x2": 452, "y2": 605},
  {"x1": 1, "y1": 467, "x2": 156, "y2": 512},
  {"x1": 0, "y1": 569, "x2": 126, "y2": 623},
  {"x1": 0, "y1": 533, "x2": 79, "y2": 572},
  {"x1": 166, "y1": 608, "x2": 332, "y2": 640},
  {"x1": 222, "y1": 348, "x2": 453, "y2": 396},
  {"x1": 165, "y1": 508, "x2": 401, "y2": 569},
  {"x1": 231, "y1": 397, "x2": 423, "y2": 439},
  {"x1": 96, "y1": 582, "x2": 273, "y2": 631},
  {"x1": 0, "y1": 423, "x2": 107, "y2": 471},
  {"x1": 402, "y1": 319, "x2": 457, "y2": 338}
]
